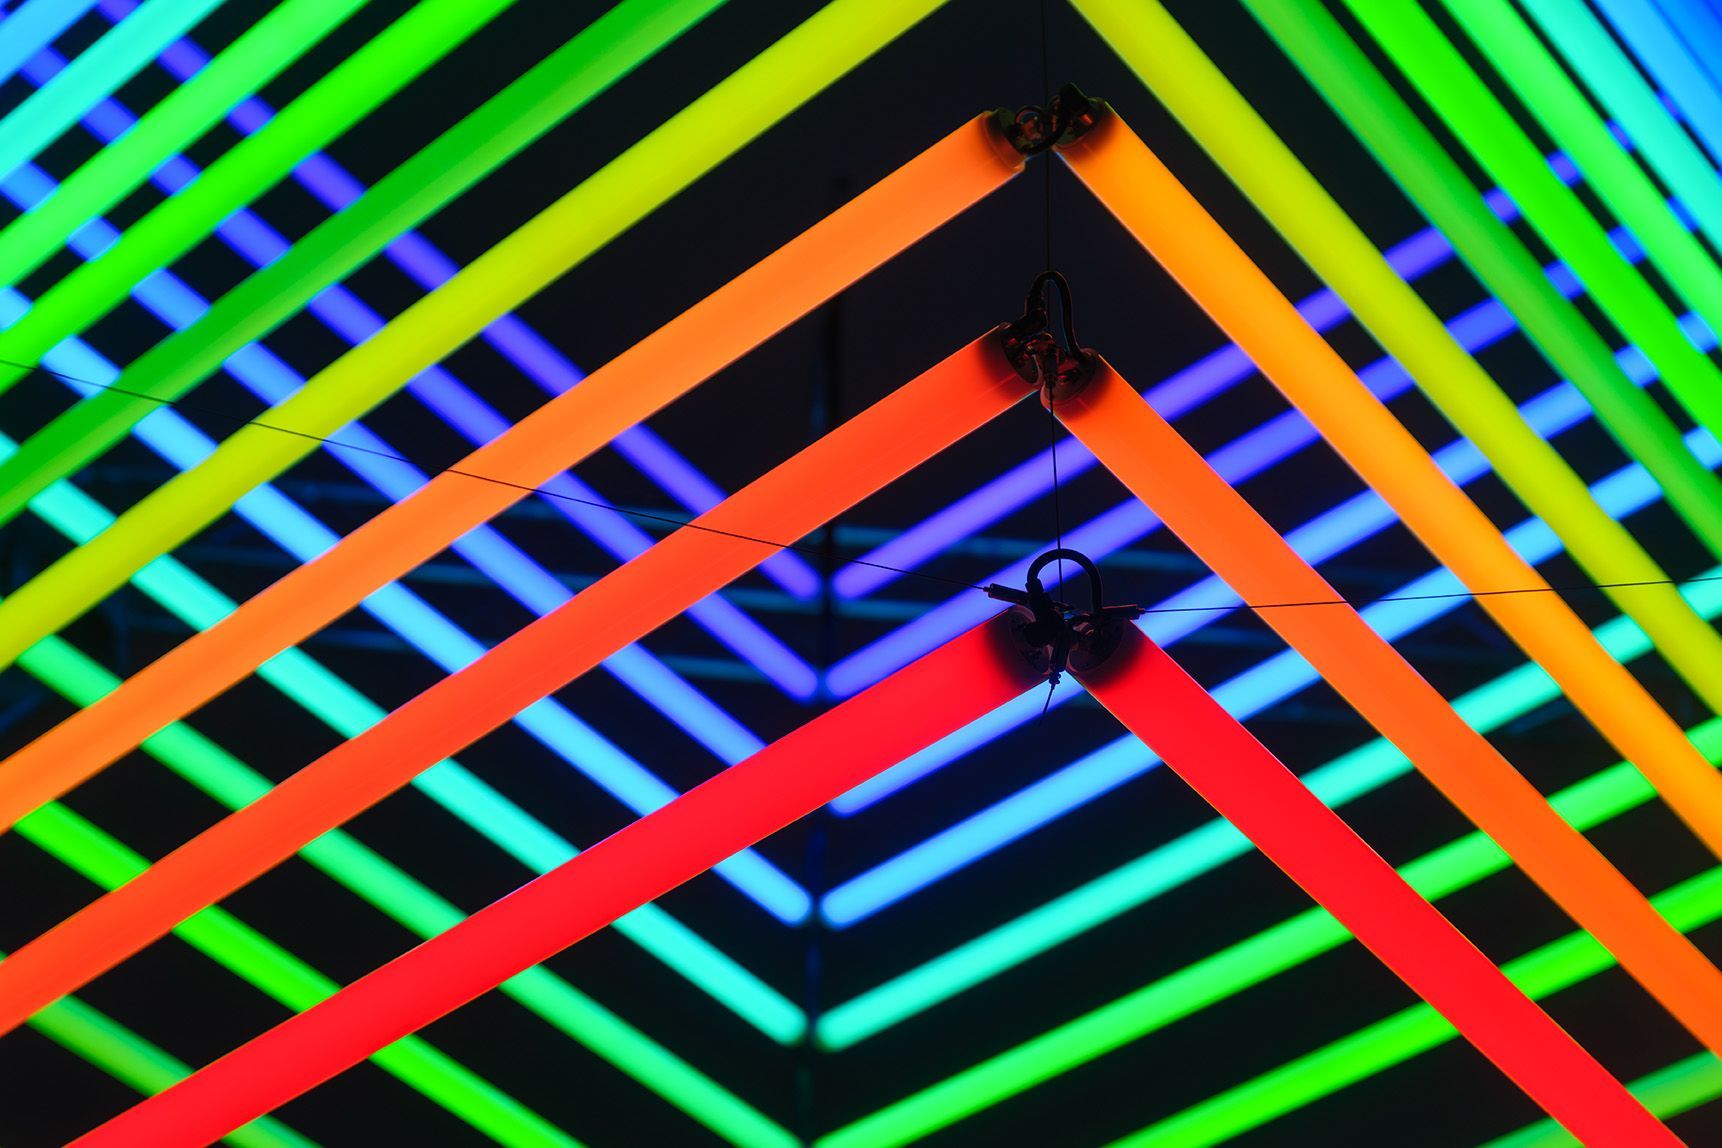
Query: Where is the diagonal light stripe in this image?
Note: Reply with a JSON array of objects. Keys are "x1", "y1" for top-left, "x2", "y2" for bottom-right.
[
  {"x1": 15, "y1": 805, "x2": 579, "y2": 1145},
  {"x1": 0, "y1": 288, "x2": 809, "y2": 1020},
  {"x1": 1593, "y1": 0, "x2": 1722, "y2": 166},
  {"x1": 0, "y1": 0, "x2": 103, "y2": 83},
  {"x1": 0, "y1": 0, "x2": 228, "y2": 179}
]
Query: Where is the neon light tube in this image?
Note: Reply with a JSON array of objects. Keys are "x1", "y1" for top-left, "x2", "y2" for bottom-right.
[
  {"x1": 5, "y1": 45, "x2": 813, "y2": 703},
  {"x1": 0, "y1": 0, "x2": 372, "y2": 293},
  {"x1": 1071, "y1": 0, "x2": 1722, "y2": 718},
  {"x1": 1651, "y1": 0, "x2": 1722, "y2": 96},
  {"x1": 1058, "y1": 357, "x2": 1722, "y2": 1053},
  {"x1": 1237, "y1": 0, "x2": 1722, "y2": 563},
  {"x1": 1059, "y1": 109, "x2": 1722, "y2": 862},
  {"x1": 815, "y1": 714, "x2": 1722, "y2": 1146},
  {"x1": 14, "y1": 803, "x2": 580, "y2": 1147},
  {"x1": 1070, "y1": 625, "x2": 1665, "y2": 1146},
  {"x1": 0, "y1": 286, "x2": 809, "y2": 1007},
  {"x1": 1110, "y1": 864, "x2": 1722, "y2": 1147},
  {"x1": 0, "y1": 0, "x2": 741, "y2": 539},
  {"x1": 120, "y1": 0, "x2": 814, "y2": 601},
  {"x1": 0, "y1": 18, "x2": 996, "y2": 671},
  {"x1": 0, "y1": 0, "x2": 228, "y2": 179},
  {"x1": 0, "y1": 0, "x2": 105, "y2": 83},
  {"x1": 24, "y1": 985, "x2": 315, "y2": 1148},
  {"x1": 0, "y1": 0, "x2": 517, "y2": 397},
  {"x1": 1446, "y1": 0, "x2": 1722, "y2": 344},
  {"x1": 0, "y1": 331, "x2": 1029, "y2": 1036},
  {"x1": 1518, "y1": 0, "x2": 1722, "y2": 256},
  {"x1": 1490, "y1": 1052, "x2": 1722, "y2": 1147},
  {"x1": 1334, "y1": 0, "x2": 1722, "y2": 472},
  {"x1": 0, "y1": 115, "x2": 1022, "y2": 825},
  {"x1": 0, "y1": 424, "x2": 802, "y2": 1137},
  {"x1": 0, "y1": 173, "x2": 808, "y2": 921},
  {"x1": 1593, "y1": 0, "x2": 1722, "y2": 166},
  {"x1": 67, "y1": 614, "x2": 1050, "y2": 1147}
]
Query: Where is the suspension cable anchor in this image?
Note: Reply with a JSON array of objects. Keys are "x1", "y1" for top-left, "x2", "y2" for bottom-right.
[{"x1": 986, "y1": 549, "x2": 1143, "y2": 687}]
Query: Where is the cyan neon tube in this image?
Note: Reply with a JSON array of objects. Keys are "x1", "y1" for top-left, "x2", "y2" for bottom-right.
[
  {"x1": 1593, "y1": 0, "x2": 1722, "y2": 166},
  {"x1": 0, "y1": 166, "x2": 811, "y2": 924},
  {"x1": 1651, "y1": 0, "x2": 1722, "y2": 95},
  {"x1": 8, "y1": 630, "x2": 792, "y2": 1146},
  {"x1": 4, "y1": 41, "x2": 813, "y2": 699},
  {"x1": 0, "y1": 310, "x2": 804, "y2": 1041},
  {"x1": 820, "y1": 326, "x2": 1721, "y2": 925},
  {"x1": 0, "y1": 0, "x2": 519, "y2": 395},
  {"x1": 0, "y1": 0, "x2": 104, "y2": 82},
  {"x1": 69, "y1": 615, "x2": 1049, "y2": 1148},
  {"x1": 14, "y1": 804, "x2": 581, "y2": 1147},
  {"x1": 0, "y1": 0, "x2": 227, "y2": 179},
  {"x1": 1519, "y1": 0, "x2": 1722, "y2": 254}
]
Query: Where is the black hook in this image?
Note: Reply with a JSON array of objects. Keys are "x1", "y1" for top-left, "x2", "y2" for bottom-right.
[{"x1": 986, "y1": 549, "x2": 1143, "y2": 691}]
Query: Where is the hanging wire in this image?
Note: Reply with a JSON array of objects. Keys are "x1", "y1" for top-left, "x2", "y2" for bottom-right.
[{"x1": 6, "y1": 355, "x2": 1721, "y2": 617}]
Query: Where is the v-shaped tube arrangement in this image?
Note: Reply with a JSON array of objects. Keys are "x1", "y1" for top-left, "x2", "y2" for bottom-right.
[{"x1": 6, "y1": 24, "x2": 1721, "y2": 1139}]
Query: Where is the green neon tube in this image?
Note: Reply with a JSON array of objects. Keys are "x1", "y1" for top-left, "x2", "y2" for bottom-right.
[
  {"x1": 1067, "y1": 0, "x2": 1722, "y2": 716},
  {"x1": 0, "y1": 0, "x2": 372, "y2": 296},
  {"x1": 10, "y1": 624, "x2": 794, "y2": 1148},
  {"x1": 1439, "y1": 0, "x2": 1722, "y2": 358},
  {"x1": 0, "y1": 0, "x2": 228, "y2": 178},
  {"x1": 12, "y1": 801, "x2": 579, "y2": 1147},
  {"x1": 1332, "y1": 0, "x2": 1722, "y2": 462},
  {"x1": 0, "y1": 0, "x2": 949, "y2": 668},
  {"x1": 0, "y1": 0, "x2": 726, "y2": 529},
  {"x1": 21, "y1": 987, "x2": 316, "y2": 1148},
  {"x1": 1239, "y1": 0, "x2": 1722, "y2": 563},
  {"x1": 1105, "y1": 865, "x2": 1722, "y2": 1147},
  {"x1": 1517, "y1": 0, "x2": 1722, "y2": 257},
  {"x1": 0, "y1": 0, "x2": 519, "y2": 397},
  {"x1": 814, "y1": 713, "x2": 1722, "y2": 1148},
  {"x1": 1485, "y1": 1053, "x2": 1722, "y2": 1146}
]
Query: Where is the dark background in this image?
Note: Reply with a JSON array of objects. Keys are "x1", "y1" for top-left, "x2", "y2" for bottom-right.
[{"x1": 4, "y1": 0, "x2": 1722, "y2": 1143}]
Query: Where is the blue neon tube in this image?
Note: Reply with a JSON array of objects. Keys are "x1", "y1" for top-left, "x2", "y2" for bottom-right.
[
  {"x1": 0, "y1": 0, "x2": 105, "y2": 83},
  {"x1": 0, "y1": 304, "x2": 802, "y2": 1037},
  {"x1": 1593, "y1": 0, "x2": 1722, "y2": 166},
  {"x1": 0, "y1": 0, "x2": 226, "y2": 180},
  {"x1": 104, "y1": 0, "x2": 821, "y2": 605},
  {"x1": 0, "y1": 147, "x2": 811, "y2": 925},
  {"x1": 821, "y1": 388, "x2": 1722, "y2": 925}
]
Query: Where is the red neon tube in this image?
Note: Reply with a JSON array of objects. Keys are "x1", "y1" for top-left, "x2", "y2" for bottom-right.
[
  {"x1": 1071, "y1": 625, "x2": 1672, "y2": 1145},
  {"x1": 69, "y1": 614, "x2": 1047, "y2": 1146},
  {"x1": 0, "y1": 113, "x2": 1024, "y2": 834},
  {"x1": 0, "y1": 333, "x2": 1030, "y2": 1037},
  {"x1": 1059, "y1": 359, "x2": 1722, "y2": 1055}
]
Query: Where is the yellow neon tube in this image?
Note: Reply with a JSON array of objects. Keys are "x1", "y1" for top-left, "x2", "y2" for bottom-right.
[{"x1": 1058, "y1": 108, "x2": 1722, "y2": 860}]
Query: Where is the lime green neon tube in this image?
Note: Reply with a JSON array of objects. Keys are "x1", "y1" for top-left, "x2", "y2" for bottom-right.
[
  {"x1": 814, "y1": 714, "x2": 1722, "y2": 1148},
  {"x1": 1486, "y1": 1053, "x2": 1722, "y2": 1147},
  {"x1": 0, "y1": 430, "x2": 798, "y2": 1139},
  {"x1": 13, "y1": 802, "x2": 579, "y2": 1147},
  {"x1": 1438, "y1": 0, "x2": 1722, "y2": 359},
  {"x1": 0, "y1": 0, "x2": 519, "y2": 397},
  {"x1": 0, "y1": 0, "x2": 726, "y2": 529},
  {"x1": 1240, "y1": 0, "x2": 1722, "y2": 562},
  {"x1": 1068, "y1": 0, "x2": 1722, "y2": 714},
  {"x1": 0, "y1": 0, "x2": 228, "y2": 178},
  {"x1": 10, "y1": 627, "x2": 794, "y2": 1148},
  {"x1": 22, "y1": 988, "x2": 316, "y2": 1148},
  {"x1": 1333, "y1": 0, "x2": 1722, "y2": 458},
  {"x1": 1104, "y1": 865, "x2": 1722, "y2": 1147},
  {"x1": 0, "y1": 0, "x2": 948, "y2": 669},
  {"x1": 1518, "y1": 0, "x2": 1722, "y2": 257},
  {"x1": 0, "y1": 0, "x2": 372, "y2": 296}
]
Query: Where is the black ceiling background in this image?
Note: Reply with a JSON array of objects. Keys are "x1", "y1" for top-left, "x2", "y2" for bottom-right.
[{"x1": 3, "y1": 0, "x2": 1722, "y2": 1144}]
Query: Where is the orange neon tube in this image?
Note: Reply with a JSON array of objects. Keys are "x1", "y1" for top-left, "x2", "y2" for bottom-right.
[
  {"x1": 1058, "y1": 109, "x2": 1722, "y2": 860},
  {"x1": 0, "y1": 114, "x2": 1023, "y2": 834},
  {"x1": 1071, "y1": 624, "x2": 1672, "y2": 1145},
  {"x1": 71, "y1": 613, "x2": 1049, "y2": 1146},
  {"x1": 0, "y1": 333, "x2": 1031, "y2": 1035},
  {"x1": 1061, "y1": 359, "x2": 1722, "y2": 1055}
]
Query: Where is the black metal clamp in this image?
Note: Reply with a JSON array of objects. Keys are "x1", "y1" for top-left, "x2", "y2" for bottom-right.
[
  {"x1": 986, "y1": 548, "x2": 1143, "y2": 689},
  {"x1": 999, "y1": 271, "x2": 1097, "y2": 406}
]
